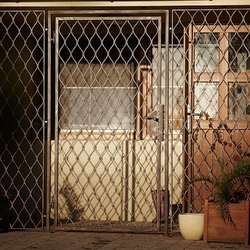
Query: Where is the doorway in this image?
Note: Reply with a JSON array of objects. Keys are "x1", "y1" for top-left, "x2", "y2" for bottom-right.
[
  {"x1": 172, "y1": 9, "x2": 250, "y2": 213},
  {"x1": 49, "y1": 11, "x2": 169, "y2": 233}
]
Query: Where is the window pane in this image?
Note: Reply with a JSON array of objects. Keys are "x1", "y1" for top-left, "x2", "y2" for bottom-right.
[
  {"x1": 194, "y1": 33, "x2": 219, "y2": 72},
  {"x1": 229, "y1": 82, "x2": 250, "y2": 120},
  {"x1": 91, "y1": 88, "x2": 135, "y2": 130},
  {"x1": 59, "y1": 88, "x2": 90, "y2": 129},
  {"x1": 229, "y1": 33, "x2": 250, "y2": 73},
  {"x1": 59, "y1": 62, "x2": 136, "y2": 130},
  {"x1": 194, "y1": 82, "x2": 218, "y2": 118}
]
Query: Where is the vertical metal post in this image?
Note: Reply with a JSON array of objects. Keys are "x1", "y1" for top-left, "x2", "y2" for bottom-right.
[
  {"x1": 156, "y1": 104, "x2": 164, "y2": 231},
  {"x1": 155, "y1": 16, "x2": 162, "y2": 232},
  {"x1": 53, "y1": 17, "x2": 59, "y2": 232},
  {"x1": 164, "y1": 10, "x2": 169, "y2": 236},
  {"x1": 46, "y1": 11, "x2": 52, "y2": 232}
]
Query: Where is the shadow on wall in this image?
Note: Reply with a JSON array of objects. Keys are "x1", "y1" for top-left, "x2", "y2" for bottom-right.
[
  {"x1": 0, "y1": 76, "x2": 44, "y2": 228},
  {"x1": 60, "y1": 179, "x2": 84, "y2": 222}
]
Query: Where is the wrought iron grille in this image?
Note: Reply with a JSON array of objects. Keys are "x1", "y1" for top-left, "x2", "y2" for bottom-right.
[
  {"x1": 50, "y1": 13, "x2": 168, "y2": 233},
  {"x1": 0, "y1": 11, "x2": 46, "y2": 228},
  {"x1": 171, "y1": 9, "x2": 250, "y2": 229},
  {"x1": 1, "y1": 8, "x2": 250, "y2": 234}
]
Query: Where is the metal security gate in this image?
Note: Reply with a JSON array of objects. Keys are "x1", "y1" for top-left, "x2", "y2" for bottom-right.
[
  {"x1": 1, "y1": 7, "x2": 249, "y2": 234},
  {"x1": 49, "y1": 11, "x2": 169, "y2": 233},
  {"x1": 171, "y1": 8, "x2": 250, "y2": 224},
  {"x1": 0, "y1": 11, "x2": 46, "y2": 229}
]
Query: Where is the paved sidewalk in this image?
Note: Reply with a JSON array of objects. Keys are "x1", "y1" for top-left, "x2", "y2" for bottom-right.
[{"x1": 0, "y1": 231, "x2": 250, "y2": 250}]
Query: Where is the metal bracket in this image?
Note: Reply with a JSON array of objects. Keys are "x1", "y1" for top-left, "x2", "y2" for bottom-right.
[{"x1": 146, "y1": 104, "x2": 164, "y2": 141}]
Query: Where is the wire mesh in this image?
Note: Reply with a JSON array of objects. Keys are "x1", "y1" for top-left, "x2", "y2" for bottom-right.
[
  {"x1": 1, "y1": 8, "x2": 250, "y2": 233},
  {"x1": 0, "y1": 11, "x2": 45, "y2": 229},
  {"x1": 171, "y1": 9, "x2": 250, "y2": 226},
  {"x1": 52, "y1": 14, "x2": 167, "y2": 232}
]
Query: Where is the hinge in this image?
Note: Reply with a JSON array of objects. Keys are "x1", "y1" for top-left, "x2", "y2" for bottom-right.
[{"x1": 51, "y1": 31, "x2": 55, "y2": 43}]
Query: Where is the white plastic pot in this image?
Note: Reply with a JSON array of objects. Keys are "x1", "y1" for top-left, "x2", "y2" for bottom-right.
[{"x1": 178, "y1": 213, "x2": 204, "y2": 240}]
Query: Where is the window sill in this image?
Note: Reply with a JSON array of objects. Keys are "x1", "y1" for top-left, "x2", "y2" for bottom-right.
[{"x1": 59, "y1": 129, "x2": 136, "y2": 140}]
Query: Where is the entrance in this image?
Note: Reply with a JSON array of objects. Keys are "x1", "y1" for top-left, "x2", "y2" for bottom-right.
[
  {"x1": 49, "y1": 11, "x2": 168, "y2": 232},
  {"x1": 1, "y1": 8, "x2": 250, "y2": 233},
  {"x1": 172, "y1": 10, "x2": 250, "y2": 213}
]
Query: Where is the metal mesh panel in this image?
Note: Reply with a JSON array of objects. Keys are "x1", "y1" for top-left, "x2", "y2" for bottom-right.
[
  {"x1": 1, "y1": 8, "x2": 249, "y2": 234},
  {"x1": 52, "y1": 14, "x2": 167, "y2": 232},
  {"x1": 0, "y1": 11, "x2": 45, "y2": 228},
  {"x1": 171, "y1": 9, "x2": 250, "y2": 229}
]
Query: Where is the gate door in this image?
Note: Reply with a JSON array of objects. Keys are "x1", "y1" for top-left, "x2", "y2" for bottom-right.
[
  {"x1": 51, "y1": 11, "x2": 168, "y2": 232},
  {"x1": 172, "y1": 9, "x2": 250, "y2": 213},
  {"x1": 0, "y1": 11, "x2": 46, "y2": 229}
]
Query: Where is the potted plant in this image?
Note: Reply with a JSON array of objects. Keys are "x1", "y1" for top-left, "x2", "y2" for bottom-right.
[
  {"x1": 203, "y1": 157, "x2": 250, "y2": 245},
  {"x1": 181, "y1": 112, "x2": 250, "y2": 244}
]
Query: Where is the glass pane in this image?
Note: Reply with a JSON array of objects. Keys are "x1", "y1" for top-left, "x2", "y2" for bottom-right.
[
  {"x1": 59, "y1": 88, "x2": 136, "y2": 130},
  {"x1": 194, "y1": 33, "x2": 219, "y2": 72},
  {"x1": 91, "y1": 88, "x2": 135, "y2": 130},
  {"x1": 59, "y1": 62, "x2": 136, "y2": 130},
  {"x1": 229, "y1": 82, "x2": 250, "y2": 120},
  {"x1": 229, "y1": 33, "x2": 250, "y2": 73},
  {"x1": 194, "y1": 82, "x2": 218, "y2": 119},
  {"x1": 59, "y1": 88, "x2": 90, "y2": 129}
]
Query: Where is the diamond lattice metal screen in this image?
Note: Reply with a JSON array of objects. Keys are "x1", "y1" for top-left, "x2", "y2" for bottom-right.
[
  {"x1": 0, "y1": 11, "x2": 46, "y2": 229},
  {"x1": 50, "y1": 12, "x2": 169, "y2": 232},
  {"x1": 170, "y1": 9, "x2": 250, "y2": 228},
  {"x1": 1, "y1": 7, "x2": 250, "y2": 234}
]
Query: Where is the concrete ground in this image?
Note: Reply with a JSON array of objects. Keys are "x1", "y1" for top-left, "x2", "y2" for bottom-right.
[{"x1": 0, "y1": 231, "x2": 250, "y2": 250}]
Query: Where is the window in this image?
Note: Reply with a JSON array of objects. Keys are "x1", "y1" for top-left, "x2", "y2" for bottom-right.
[
  {"x1": 191, "y1": 27, "x2": 250, "y2": 122},
  {"x1": 59, "y1": 62, "x2": 136, "y2": 131}
]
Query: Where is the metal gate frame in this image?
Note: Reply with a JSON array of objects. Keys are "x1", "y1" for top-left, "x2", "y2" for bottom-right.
[{"x1": 47, "y1": 10, "x2": 169, "y2": 234}]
